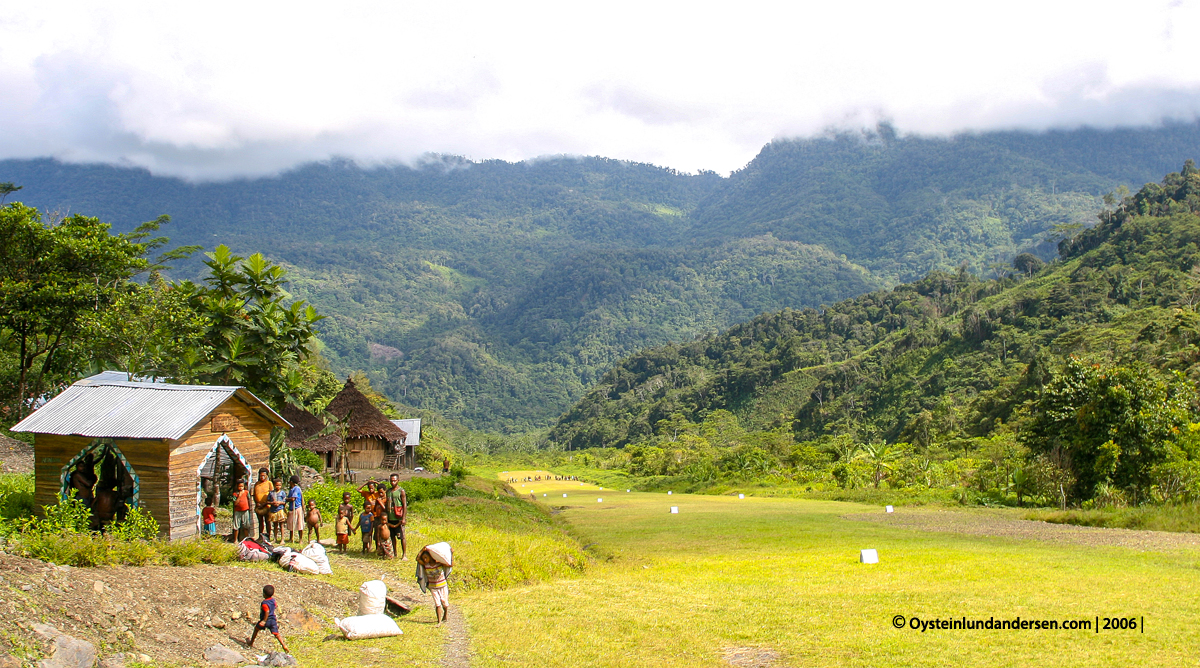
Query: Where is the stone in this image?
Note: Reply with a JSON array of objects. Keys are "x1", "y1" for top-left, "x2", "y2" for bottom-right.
[
  {"x1": 93, "y1": 581, "x2": 107, "y2": 594},
  {"x1": 20, "y1": 584, "x2": 33, "y2": 591},
  {"x1": 99, "y1": 655, "x2": 126, "y2": 668},
  {"x1": 258, "y1": 653, "x2": 297, "y2": 667},
  {"x1": 283, "y1": 608, "x2": 322, "y2": 633},
  {"x1": 37, "y1": 634, "x2": 97, "y2": 668},
  {"x1": 210, "y1": 618, "x2": 227, "y2": 629},
  {"x1": 46, "y1": 585, "x2": 64, "y2": 595},
  {"x1": 0, "y1": 654, "x2": 21, "y2": 668},
  {"x1": 153, "y1": 633, "x2": 180, "y2": 644},
  {"x1": 32, "y1": 622, "x2": 61, "y2": 640},
  {"x1": 137, "y1": 654, "x2": 152, "y2": 664},
  {"x1": 203, "y1": 644, "x2": 244, "y2": 666}
]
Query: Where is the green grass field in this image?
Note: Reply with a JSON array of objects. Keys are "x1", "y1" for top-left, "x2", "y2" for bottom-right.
[{"x1": 456, "y1": 470, "x2": 1200, "y2": 667}]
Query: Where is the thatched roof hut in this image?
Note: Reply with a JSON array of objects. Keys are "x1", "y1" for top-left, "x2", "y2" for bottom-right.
[
  {"x1": 280, "y1": 404, "x2": 340, "y2": 467},
  {"x1": 307, "y1": 379, "x2": 408, "y2": 470}
]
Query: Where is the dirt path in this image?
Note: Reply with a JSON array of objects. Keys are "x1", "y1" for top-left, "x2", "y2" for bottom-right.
[
  {"x1": 845, "y1": 508, "x2": 1200, "y2": 551},
  {"x1": 441, "y1": 606, "x2": 471, "y2": 668}
]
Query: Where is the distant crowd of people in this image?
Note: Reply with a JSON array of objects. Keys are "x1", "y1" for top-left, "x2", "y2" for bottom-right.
[{"x1": 508, "y1": 474, "x2": 577, "y2": 482}]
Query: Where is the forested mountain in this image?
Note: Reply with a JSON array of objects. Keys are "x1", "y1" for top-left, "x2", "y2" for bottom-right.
[
  {"x1": 5, "y1": 123, "x2": 1200, "y2": 430},
  {"x1": 551, "y1": 163, "x2": 1200, "y2": 462}
]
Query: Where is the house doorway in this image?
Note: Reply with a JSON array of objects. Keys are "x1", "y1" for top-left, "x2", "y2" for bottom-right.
[
  {"x1": 195, "y1": 435, "x2": 250, "y2": 537},
  {"x1": 59, "y1": 438, "x2": 140, "y2": 531}
]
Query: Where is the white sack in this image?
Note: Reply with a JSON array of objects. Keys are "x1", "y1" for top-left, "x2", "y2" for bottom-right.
[
  {"x1": 425, "y1": 542, "x2": 453, "y2": 567},
  {"x1": 335, "y1": 614, "x2": 403, "y2": 640},
  {"x1": 302, "y1": 541, "x2": 333, "y2": 575},
  {"x1": 358, "y1": 580, "x2": 388, "y2": 615},
  {"x1": 288, "y1": 552, "x2": 321, "y2": 575}
]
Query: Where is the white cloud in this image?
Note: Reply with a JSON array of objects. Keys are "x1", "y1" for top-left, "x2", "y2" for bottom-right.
[{"x1": 2, "y1": 0, "x2": 1200, "y2": 180}]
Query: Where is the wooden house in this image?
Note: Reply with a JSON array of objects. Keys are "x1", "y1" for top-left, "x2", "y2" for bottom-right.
[
  {"x1": 323, "y1": 378, "x2": 407, "y2": 470},
  {"x1": 391, "y1": 419, "x2": 421, "y2": 469},
  {"x1": 11, "y1": 373, "x2": 289, "y2": 541}
]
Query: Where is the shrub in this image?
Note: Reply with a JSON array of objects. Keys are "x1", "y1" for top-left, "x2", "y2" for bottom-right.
[
  {"x1": 291, "y1": 447, "x2": 325, "y2": 472},
  {"x1": 0, "y1": 474, "x2": 34, "y2": 520},
  {"x1": 108, "y1": 504, "x2": 160, "y2": 541}
]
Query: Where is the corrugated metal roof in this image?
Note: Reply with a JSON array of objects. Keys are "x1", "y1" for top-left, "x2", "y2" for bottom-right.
[
  {"x1": 391, "y1": 419, "x2": 421, "y2": 447},
  {"x1": 12, "y1": 374, "x2": 289, "y2": 440}
]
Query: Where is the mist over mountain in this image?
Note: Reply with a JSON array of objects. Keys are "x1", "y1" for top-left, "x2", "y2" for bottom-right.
[{"x1": 5, "y1": 123, "x2": 1200, "y2": 430}]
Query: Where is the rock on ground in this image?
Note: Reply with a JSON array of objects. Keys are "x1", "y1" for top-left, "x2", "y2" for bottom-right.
[
  {"x1": 258, "y1": 652, "x2": 298, "y2": 666},
  {"x1": 203, "y1": 644, "x2": 244, "y2": 665},
  {"x1": 36, "y1": 632, "x2": 97, "y2": 668}
]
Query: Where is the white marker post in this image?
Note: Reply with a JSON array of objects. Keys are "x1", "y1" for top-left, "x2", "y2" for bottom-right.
[
  {"x1": 626, "y1": 489, "x2": 630, "y2": 493},
  {"x1": 670, "y1": 506, "x2": 678, "y2": 514},
  {"x1": 886, "y1": 505, "x2": 894, "y2": 513},
  {"x1": 597, "y1": 498, "x2": 603, "y2": 503},
  {"x1": 738, "y1": 494, "x2": 745, "y2": 499},
  {"x1": 668, "y1": 491, "x2": 673, "y2": 495},
  {"x1": 563, "y1": 493, "x2": 567, "y2": 498},
  {"x1": 860, "y1": 549, "x2": 879, "y2": 564}
]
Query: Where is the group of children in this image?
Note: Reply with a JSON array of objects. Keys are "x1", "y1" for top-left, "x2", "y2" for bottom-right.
[
  {"x1": 328, "y1": 475, "x2": 409, "y2": 559},
  {"x1": 201, "y1": 472, "x2": 324, "y2": 544}
]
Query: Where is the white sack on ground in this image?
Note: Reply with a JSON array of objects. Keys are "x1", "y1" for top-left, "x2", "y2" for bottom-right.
[
  {"x1": 358, "y1": 580, "x2": 388, "y2": 615},
  {"x1": 302, "y1": 541, "x2": 333, "y2": 575},
  {"x1": 288, "y1": 552, "x2": 321, "y2": 575},
  {"x1": 335, "y1": 614, "x2": 403, "y2": 640}
]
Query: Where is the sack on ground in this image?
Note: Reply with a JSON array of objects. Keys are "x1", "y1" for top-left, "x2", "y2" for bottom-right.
[
  {"x1": 288, "y1": 552, "x2": 321, "y2": 575},
  {"x1": 238, "y1": 538, "x2": 269, "y2": 562},
  {"x1": 358, "y1": 580, "x2": 388, "y2": 615},
  {"x1": 301, "y1": 541, "x2": 333, "y2": 575},
  {"x1": 335, "y1": 614, "x2": 403, "y2": 640}
]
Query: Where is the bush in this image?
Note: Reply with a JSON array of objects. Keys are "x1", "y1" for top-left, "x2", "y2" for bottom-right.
[
  {"x1": 0, "y1": 474, "x2": 34, "y2": 520},
  {"x1": 291, "y1": 447, "x2": 325, "y2": 472},
  {"x1": 108, "y1": 504, "x2": 160, "y2": 541}
]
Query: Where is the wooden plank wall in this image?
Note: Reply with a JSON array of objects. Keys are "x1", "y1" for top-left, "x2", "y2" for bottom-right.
[
  {"x1": 167, "y1": 397, "x2": 273, "y2": 541},
  {"x1": 33, "y1": 434, "x2": 170, "y2": 532},
  {"x1": 346, "y1": 437, "x2": 386, "y2": 469}
]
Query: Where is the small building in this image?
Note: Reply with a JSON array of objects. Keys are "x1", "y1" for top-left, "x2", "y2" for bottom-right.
[
  {"x1": 320, "y1": 378, "x2": 407, "y2": 470},
  {"x1": 10, "y1": 373, "x2": 289, "y2": 541},
  {"x1": 391, "y1": 419, "x2": 421, "y2": 469}
]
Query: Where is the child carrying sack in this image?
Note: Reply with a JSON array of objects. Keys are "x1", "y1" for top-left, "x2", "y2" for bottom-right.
[
  {"x1": 301, "y1": 541, "x2": 333, "y2": 575},
  {"x1": 334, "y1": 614, "x2": 403, "y2": 640},
  {"x1": 358, "y1": 580, "x2": 388, "y2": 615}
]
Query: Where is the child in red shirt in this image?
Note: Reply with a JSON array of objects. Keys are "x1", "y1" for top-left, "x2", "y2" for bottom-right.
[{"x1": 202, "y1": 498, "x2": 217, "y2": 536}]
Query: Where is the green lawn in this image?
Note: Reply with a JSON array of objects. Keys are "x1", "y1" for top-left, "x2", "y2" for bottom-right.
[{"x1": 458, "y1": 470, "x2": 1200, "y2": 667}]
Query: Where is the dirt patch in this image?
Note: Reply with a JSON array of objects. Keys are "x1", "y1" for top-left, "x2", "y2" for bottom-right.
[
  {"x1": 845, "y1": 508, "x2": 1200, "y2": 551},
  {"x1": 0, "y1": 551, "x2": 423, "y2": 666},
  {"x1": 723, "y1": 646, "x2": 780, "y2": 667},
  {"x1": 0, "y1": 436, "x2": 33, "y2": 474},
  {"x1": 440, "y1": 606, "x2": 470, "y2": 668}
]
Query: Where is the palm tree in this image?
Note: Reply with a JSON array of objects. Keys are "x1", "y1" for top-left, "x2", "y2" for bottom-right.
[{"x1": 858, "y1": 441, "x2": 903, "y2": 489}]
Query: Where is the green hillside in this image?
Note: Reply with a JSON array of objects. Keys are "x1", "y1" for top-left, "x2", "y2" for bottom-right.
[
  {"x1": 6, "y1": 124, "x2": 1200, "y2": 430},
  {"x1": 551, "y1": 162, "x2": 1200, "y2": 477}
]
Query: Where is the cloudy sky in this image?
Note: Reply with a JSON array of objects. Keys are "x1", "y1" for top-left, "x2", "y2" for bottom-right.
[{"x1": 3, "y1": 0, "x2": 1200, "y2": 180}]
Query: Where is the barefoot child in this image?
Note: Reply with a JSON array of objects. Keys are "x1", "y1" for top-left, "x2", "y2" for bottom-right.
[
  {"x1": 247, "y1": 584, "x2": 289, "y2": 652},
  {"x1": 335, "y1": 507, "x2": 351, "y2": 553},
  {"x1": 285, "y1": 475, "x2": 304, "y2": 543},
  {"x1": 355, "y1": 500, "x2": 374, "y2": 554},
  {"x1": 231, "y1": 480, "x2": 253, "y2": 542},
  {"x1": 268, "y1": 478, "x2": 287, "y2": 543},
  {"x1": 416, "y1": 545, "x2": 452, "y2": 625},
  {"x1": 201, "y1": 497, "x2": 217, "y2": 536},
  {"x1": 305, "y1": 499, "x2": 322, "y2": 542}
]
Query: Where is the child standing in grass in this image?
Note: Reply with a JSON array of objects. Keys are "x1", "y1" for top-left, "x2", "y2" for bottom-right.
[
  {"x1": 246, "y1": 584, "x2": 289, "y2": 652},
  {"x1": 306, "y1": 499, "x2": 322, "y2": 542},
  {"x1": 355, "y1": 501, "x2": 374, "y2": 554},
  {"x1": 335, "y1": 507, "x2": 351, "y2": 553},
  {"x1": 286, "y1": 475, "x2": 304, "y2": 543},
  {"x1": 268, "y1": 478, "x2": 287, "y2": 543}
]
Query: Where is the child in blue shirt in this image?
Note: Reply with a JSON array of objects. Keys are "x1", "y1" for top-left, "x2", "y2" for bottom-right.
[
  {"x1": 246, "y1": 584, "x2": 289, "y2": 652},
  {"x1": 286, "y1": 475, "x2": 304, "y2": 543},
  {"x1": 355, "y1": 501, "x2": 374, "y2": 554}
]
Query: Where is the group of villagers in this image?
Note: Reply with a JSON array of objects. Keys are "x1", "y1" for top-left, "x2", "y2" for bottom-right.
[{"x1": 206, "y1": 470, "x2": 410, "y2": 559}]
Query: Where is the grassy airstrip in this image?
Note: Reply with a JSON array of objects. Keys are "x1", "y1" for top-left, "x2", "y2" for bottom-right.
[{"x1": 457, "y1": 470, "x2": 1200, "y2": 667}]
